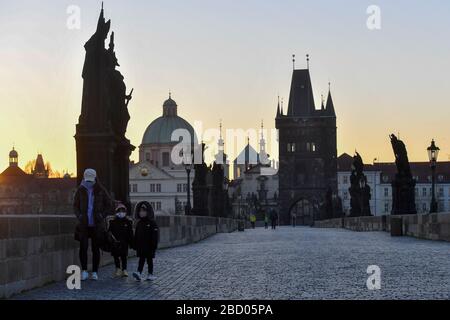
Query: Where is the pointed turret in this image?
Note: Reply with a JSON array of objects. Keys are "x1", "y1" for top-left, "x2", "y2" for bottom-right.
[
  {"x1": 325, "y1": 86, "x2": 336, "y2": 117},
  {"x1": 33, "y1": 154, "x2": 49, "y2": 178},
  {"x1": 276, "y1": 96, "x2": 281, "y2": 118}
]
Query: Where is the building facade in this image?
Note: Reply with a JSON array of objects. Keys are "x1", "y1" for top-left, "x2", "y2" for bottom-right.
[
  {"x1": 129, "y1": 95, "x2": 198, "y2": 214},
  {"x1": 337, "y1": 153, "x2": 450, "y2": 215},
  {"x1": 229, "y1": 131, "x2": 279, "y2": 219},
  {"x1": 0, "y1": 148, "x2": 76, "y2": 215}
]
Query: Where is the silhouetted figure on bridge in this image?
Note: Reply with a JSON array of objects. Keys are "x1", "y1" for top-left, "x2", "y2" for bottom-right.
[{"x1": 270, "y1": 209, "x2": 278, "y2": 230}]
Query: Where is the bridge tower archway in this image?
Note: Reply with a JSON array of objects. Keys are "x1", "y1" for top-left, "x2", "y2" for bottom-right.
[{"x1": 288, "y1": 198, "x2": 317, "y2": 226}]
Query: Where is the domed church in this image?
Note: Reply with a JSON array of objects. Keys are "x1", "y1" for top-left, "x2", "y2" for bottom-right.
[
  {"x1": 129, "y1": 94, "x2": 198, "y2": 215},
  {"x1": 139, "y1": 93, "x2": 197, "y2": 165}
]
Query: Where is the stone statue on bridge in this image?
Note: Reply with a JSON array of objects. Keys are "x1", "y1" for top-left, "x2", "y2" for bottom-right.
[
  {"x1": 75, "y1": 5, "x2": 135, "y2": 209},
  {"x1": 349, "y1": 152, "x2": 372, "y2": 217},
  {"x1": 389, "y1": 134, "x2": 417, "y2": 215},
  {"x1": 192, "y1": 143, "x2": 210, "y2": 216}
]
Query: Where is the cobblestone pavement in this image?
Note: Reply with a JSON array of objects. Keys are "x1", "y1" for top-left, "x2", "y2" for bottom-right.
[{"x1": 14, "y1": 227, "x2": 450, "y2": 300}]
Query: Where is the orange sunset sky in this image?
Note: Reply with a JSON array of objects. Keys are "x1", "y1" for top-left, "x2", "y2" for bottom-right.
[{"x1": 1, "y1": 0, "x2": 449, "y2": 176}]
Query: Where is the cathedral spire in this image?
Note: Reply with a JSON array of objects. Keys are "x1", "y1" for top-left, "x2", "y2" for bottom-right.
[
  {"x1": 260, "y1": 120, "x2": 264, "y2": 139},
  {"x1": 215, "y1": 119, "x2": 226, "y2": 165}
]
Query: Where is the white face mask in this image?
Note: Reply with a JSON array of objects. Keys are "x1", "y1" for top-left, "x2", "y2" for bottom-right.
[
  {"x1": 116, "y1": 212, "x2": 126, "y2": 219},
  {"x1": 139, "y1": 210, "x2": 148, "y2": 218}
]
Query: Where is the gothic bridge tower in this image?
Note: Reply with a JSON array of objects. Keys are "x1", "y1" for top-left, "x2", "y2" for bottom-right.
[{"x1": 275, "y1": 58, "x2": 337, "y2": 225}]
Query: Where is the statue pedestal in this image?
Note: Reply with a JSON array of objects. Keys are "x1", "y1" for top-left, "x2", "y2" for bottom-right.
[
  {"x1": 75, "y1": 127, "x2": 135, "y2": 207},
  {"x1": 391, "y1": 175, "x2": 417, "y2": 215},
  {"x1": 192, "y1": 185, "x2": 209, "y2": 216}
]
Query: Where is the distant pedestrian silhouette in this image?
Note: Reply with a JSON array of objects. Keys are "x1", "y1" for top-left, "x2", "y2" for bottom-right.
[
  {"x1": 270, "y1": 209, "x2": 278, "y2": 230},
  {"x1": 264, "y1": 213, "x2": 269, "y2": 229}
]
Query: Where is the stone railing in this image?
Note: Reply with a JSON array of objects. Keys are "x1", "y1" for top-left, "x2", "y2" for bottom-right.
[
  {"x1": 313, "y1": 213, "x2": 450, "y2": 242},
  {"x1": 0, "y1": 214, "x2": 241, "y2": 299}
]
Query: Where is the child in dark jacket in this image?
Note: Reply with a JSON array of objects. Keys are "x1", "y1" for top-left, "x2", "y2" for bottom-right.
[
  {"x1": 108, "y1": 203, "x2": 133, "y2": 278},
  {"x1": 132, "y1": 201, "x2": 159, "y2": 281}
]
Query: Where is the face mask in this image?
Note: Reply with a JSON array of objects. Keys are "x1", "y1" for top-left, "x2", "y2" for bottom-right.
[
  {"x1": 139, "y1": 211, "x2": 148, "y2": 218},
  {"x1": 116, "y1": 212, "x2": 126, "y2": 219},
  {"x1": 84, "y1": 180, "x2": 95, "y2": 187}
]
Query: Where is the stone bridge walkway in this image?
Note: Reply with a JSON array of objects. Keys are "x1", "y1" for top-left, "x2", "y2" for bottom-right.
[{"x1": 14, "y1": 227, "x2": 450, "y2": 300}]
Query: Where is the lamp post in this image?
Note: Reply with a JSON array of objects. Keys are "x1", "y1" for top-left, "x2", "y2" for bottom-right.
[
  {"x1": 427, "y1": 139, "x2": 440, "y2": 213},
  {"x1": 183, "y1": 157, "x2": 193, "y2": 215},
  {"x1": 223, "y1": 179, "x2": 229, "y2": 217}
]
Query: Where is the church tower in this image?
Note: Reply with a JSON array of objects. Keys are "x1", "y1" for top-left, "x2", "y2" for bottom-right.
[{"x1": 275, "y1": 57, "x2": 337, "y2": 225}]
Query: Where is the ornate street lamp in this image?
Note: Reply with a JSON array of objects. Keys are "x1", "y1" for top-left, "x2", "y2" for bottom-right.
[
  {"x1": 183, "y1": 155, "x2": 193, "y2": 215},
  {"x1": 427, "y1": 139, "x2": 440, "y2": 213}
]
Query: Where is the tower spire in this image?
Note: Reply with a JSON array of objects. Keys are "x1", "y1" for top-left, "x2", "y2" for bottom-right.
[
  {"x1": 276, "y1": 95, "x2": 281, "y2": 118},
  {"x1": 292, "y1": 54, "x2": 296, "y2": 70},
  {"x1": 261, "y1": 120, "x2": 264, "y2": 139},
  {"x1": 216, "y1": 119, "x2": 225, "y2": 164},
  {"x1": 325, "y1": 82, "x2": 336, "y2": 117},
  {"x1": 306, "y1": 54, "x2": 310, "y2": 69}
]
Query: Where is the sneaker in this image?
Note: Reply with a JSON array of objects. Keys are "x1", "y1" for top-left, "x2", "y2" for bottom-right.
[
  {"x1": 132, "y1": 272, "x2": 142, "y2": 282},
  {"x1": 81, "y1": 270, "x2": 89, "y2": 281},
  {"x1": 122, "y1": 270, "x2": 129, "y2": 277},
  {"x1": 115, "y1": 268, "x2": 123, "y2": 277},
  {"x1": 146, "y1": 274, "x2": 157, "y2": 281},
  {"x1": 91, "y1": 272, "x2": 99, "y2": 281}
]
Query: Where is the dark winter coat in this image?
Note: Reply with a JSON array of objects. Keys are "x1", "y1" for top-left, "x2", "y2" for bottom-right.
[
  {"x1": 108, "y1": 217, "x2": 133, "y2": 257},
  {"x1": 270, "y1": 210, "x2": 278, "y2": 222},
  {"x1": 133, "y1": 217, "x2": 159, "y2": 258},
  {"x1": 73, "y1": 181, "x2": 113, "y2": 240}
]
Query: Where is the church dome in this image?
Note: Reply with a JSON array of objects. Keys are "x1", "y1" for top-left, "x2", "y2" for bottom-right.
[
  {"x1": 9, "y1": 148, "x2": 18, "y2": 158},
  {"x1": 142, "y1": 95, "x2": 197, "y2": 145},
  {"x1": 163, "y1": 97, "x2": 177, "y2": 108}
]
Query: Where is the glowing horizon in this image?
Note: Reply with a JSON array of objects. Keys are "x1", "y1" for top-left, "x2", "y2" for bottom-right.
[{"x1": 1, "y1": 0, "x2": 449, "y2": 176}]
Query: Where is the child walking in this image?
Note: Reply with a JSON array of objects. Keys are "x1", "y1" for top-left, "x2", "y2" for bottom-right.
[
  {"x1": 108, "y1": 203, "x2": 133, "y2": 277},
  {"x1": 133, "y1": 201, "x2": 159, "y2": 281}
]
